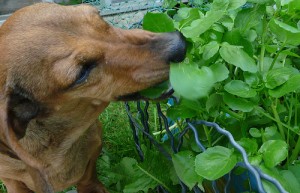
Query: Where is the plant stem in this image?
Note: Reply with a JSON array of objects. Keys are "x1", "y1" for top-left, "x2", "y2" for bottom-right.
[
  {"x1": 152, "y1": 123, "x2": 178, "y2": 136},
  {"x1": 268, "y1": 46, "x2": 285, "y2": 71},
  {"x1": 221, "y1": 106, "x2": 244, "y2": 120},
  {"x1": 254, "y1": 107, "x2": 294, "y2": 133},
  {"x1": 154, "y1": 107, "x2": 157, "y2": 130},
  {"x1": 271, "y1": 100, "x2": 286, "y2": 140},
  {"x1": 286, "y1": 95, "x2": 293, "y2": 165},
  {"x1": 259, "y1": 15, "x2": 267, "y2": 72},
  {"x1": 203, "y1": 125, "x2": 212, "y2": 147},
  {"x1": 259, "y1": 45, "x2": 266, "y2": 72},
  {"x1": 212, "y1": 135, "x2": 225, "y2": 146},
  {"x1": 286, "y1": 96, "x2": 293, "y2": 126},
  {"x1": 289, "y1": 136, "x2": 300, "y2": 164},
  {"x1": 294, "y1": 94, "x2": 298, "y2": 127}
]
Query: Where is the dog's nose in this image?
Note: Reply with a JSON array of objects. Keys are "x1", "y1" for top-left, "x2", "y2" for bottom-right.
[
  {"x1": 149, "y1": 31, "x2": 186, "y2": 63},
  {"x1": 165, "y1": 31, "x2": 187, "y2": 63}
]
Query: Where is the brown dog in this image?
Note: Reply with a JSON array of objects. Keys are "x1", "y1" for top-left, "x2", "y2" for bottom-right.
[{"x1": 0, "y1": 3, "x2": 186, "y2": 193}]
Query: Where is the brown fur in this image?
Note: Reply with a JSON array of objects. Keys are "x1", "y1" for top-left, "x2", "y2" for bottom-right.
[{"x1": 0, "y1": 3, "x2": 185, "y2": 193}]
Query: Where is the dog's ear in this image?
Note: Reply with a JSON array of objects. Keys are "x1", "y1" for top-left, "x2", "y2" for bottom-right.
[
  {"x1": 7, "y1": 85, "x2": 39, "y2": 139},
  {"x1": 1, "y1": 86, "x2": 55, "y2": 193}
]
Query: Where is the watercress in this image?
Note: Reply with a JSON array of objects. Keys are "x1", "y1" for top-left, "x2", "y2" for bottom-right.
[{"x1": 140, "y1": 0, "x2": 300, "y2": 192}]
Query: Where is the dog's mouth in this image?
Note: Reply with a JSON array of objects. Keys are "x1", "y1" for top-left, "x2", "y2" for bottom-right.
[{"x1": 117, "y1": 81, "x2": 174, "y2": 101}]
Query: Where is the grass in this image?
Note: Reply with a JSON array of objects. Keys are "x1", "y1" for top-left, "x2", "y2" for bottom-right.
[
  {"x1": 97, "y1": 101, "x2": 165, "y2": 193},
  {"x1": 100, "y1": 102, "x2": 138, "y2": 164}
]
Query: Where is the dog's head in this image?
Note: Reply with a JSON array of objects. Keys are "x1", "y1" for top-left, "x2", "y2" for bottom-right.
[
  {"x1": 0, "y1": 2, "x2": 186, "y2": 142},
  {"x1": 0, "y1": 3, "x2": 186, "y2": 127},
  {"x1": 0, "y1": 3, "x2": 186, "y2": 103}
]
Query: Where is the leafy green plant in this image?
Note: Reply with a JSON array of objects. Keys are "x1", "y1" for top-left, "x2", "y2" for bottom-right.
[
  {"x1": 58, "y1": 0, "x2": 82, "y2": 5},
  {"x1": 139, "y1": 0, "x2": 300, "y2": 192}
]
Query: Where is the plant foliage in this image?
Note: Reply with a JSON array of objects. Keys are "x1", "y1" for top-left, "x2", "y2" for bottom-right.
[{"x1": 137, "y1": 0, "x2": 300, "y2": 192}]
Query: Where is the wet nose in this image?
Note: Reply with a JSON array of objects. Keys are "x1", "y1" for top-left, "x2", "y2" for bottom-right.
[{"x1": 165, "y1": 31, "x2": 187, "y2": 63}]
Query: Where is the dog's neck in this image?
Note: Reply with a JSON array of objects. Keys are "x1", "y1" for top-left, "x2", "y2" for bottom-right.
[{"x1": 19, "y1": 98, "x2": 109, "y2": 155}]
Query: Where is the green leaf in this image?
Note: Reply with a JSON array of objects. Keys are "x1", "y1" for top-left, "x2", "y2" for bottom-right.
[
  {"x1": 234, "y1": 6, "x2": 265, "y2": 32},
  {"x1": 228, "y1": 0, "x2": 246, "y2": 10},
  {"x1": 220, "y1": 15, "x2": 234, "y2": 31},
  {"x1": 202, "y1": 41, "x2": 220, "y2": 60},
  {"x1": 249, "y1": 155, "x2": 263, "y2": 166},
  {"x1": 265, "y1": 45, "x2": 279, "y2": 53},
  {"x1": 178, "y1": 8, "x2": 202, "y2": 29},
  {"x1": 245, "y1": 29, "x2": 258, "y2": 42},
  {"x1": 224, "y1": 80, "x2": 257, "y2": 98},
  {"x1": 192, "y1": 0, "x2": 204, "y2": 6},
  {"x1": 119, "y1": 157, "x2": 158, "y2": 193},
  {"x1": 195, "y1": 146, "x2": 237, "y2": 180},
  {"x1": 210, "y1": 63, "x2": 229, "y2": 82},
  {"x1": 123, "y1": 167, "x2": 158, "y2": 193},
  {"x1": 249, "y1": 128, "x2": 262, "y2": 138},
  {"x1": 223, "y1": 29, "x2": 253, "y2": 56},
  {"x1": 170, "y1": 62, "x2": 215, "y2": 100},
  {"x1": 99, "y1": 155, "x2": 123, "y2": 187},
  {"x1": 206, "y1": 93, "x2": 222, "y2": 112},
  {"x1": 174, "y1": 7, "x2": 191, "y2": 21},
  {"x1": 244, "y1": 72, "x2": 260, "y2": 87},
  {"x1": 247, "y1": 0, "x2": 274, "y2": 4},
  {"x1": 180, "y1": 98, "x2": 203, "y2": 111},
  {"x1": 269, "y1": 19, "x2": 300, "y2": 45},
  {"x1": 223, "y1": 93, "x2": 256, "y2": 112},
  {"x1": 211, "y1": 0, "x2": 229, "y2": 11},
  {"x1": 289, "y1": 164, "x2": 300, "y2": 183},
  {"x1": 263, "y1": 126, "x2": 283, "y2": 141},
  {"x1": 139, "y1": 81, "x2": 169, "y2": 99},
  {"x1": 259, "y1": 165, "x2": 297, "y2": 193},
  {"x1": 262, "y1": 180, "x2": 281, "y2": 193},
  {"x1": 181, "y1": 10, "x2": 224, "y2": 38},
  {"x1": 143, "y1": 13, "x2": 175, "y2": 32},
  {"x1": 281, "y1": 0, "x2": 295, "y2": 6},
  {"x1": 220, "y1": 43, "x2": 257, "y2": 73},
  {"x1": 269, "y1": 74, "x2": 300, "y2": 98},
  {"x1": 281, "y1": 170, "x2": 300, "y2": 193},
  {"x1": 167, "y1": 102, "x2": 198, "y2": 120},
  {"x1": 237, "y1": 138, "x2": 258, "y2": 155},
  {"x1": 172, "y1": 151, "x2": 203, "y2": 190},
  {"x1": 281, "y1": 50, "x2": 300, "y2": 58},
  {"x1": 265, "y1": 67, "x2": 298, "y2": 89},
  {"x1": 288, "y1": 0, "x2": 300, "y2": 12},
  {"x1": 120, "y1": 147, "x2": 175, "y2": 193},
  {"x1": 162, "y1": 0, "x2": 178, "y2": 9},
  {"x1": 262, "y1": 57, "x2": 283, "y2": 72},
  {"x1": 259, "y1": 140, "x2": 288, "y2": 168}
]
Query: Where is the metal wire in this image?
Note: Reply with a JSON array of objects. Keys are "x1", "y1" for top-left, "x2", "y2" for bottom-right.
[
  {"x1": 125, "y1": 102, "x2": 145, "y2": 161},
  {"x1": 125, "y1": 102, "x2": 172, "y2": 161},
  {"x1": 193, "y1": 120, "x2": 288, "y2": 193},
  {"x1": 125, "y1": 102, "x2": 289, "y2": 193},
  {"x1": 156, "y1": 103, "x2": 176, "y2": 153}
]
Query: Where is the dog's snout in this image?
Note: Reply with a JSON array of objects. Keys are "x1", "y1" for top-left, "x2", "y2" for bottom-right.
[
  {"x1": 165, "y1": 31, "x2": 187, "y2": 63},
  {"x1": 148, "y1": 31, "x2": 186, "y2": 64}
]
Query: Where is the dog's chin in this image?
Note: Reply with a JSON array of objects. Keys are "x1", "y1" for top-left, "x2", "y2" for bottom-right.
[{"x1": 117, "y1": 88, "x2": 174, "y2": 101}]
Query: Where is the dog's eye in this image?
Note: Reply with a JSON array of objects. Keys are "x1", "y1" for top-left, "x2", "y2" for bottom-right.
[{"x1": 74, "y1": 62, "x2": 97, "y2": 85}]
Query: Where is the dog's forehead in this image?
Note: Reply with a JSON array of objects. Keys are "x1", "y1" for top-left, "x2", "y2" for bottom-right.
[
  {"x1": 4, "y1": 3, "x2": 107, "y2": 34},
  {"x1": 0, "y1": 4, "x2": 110, "y2": 98},
  {"x1": 0, "y1": 3, "x2": 109, "y2": 61}
]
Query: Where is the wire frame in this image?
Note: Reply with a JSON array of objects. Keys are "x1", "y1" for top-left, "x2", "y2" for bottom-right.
[{"x1": 125, "y1": 101, "x2": 288, "y2": 193}]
